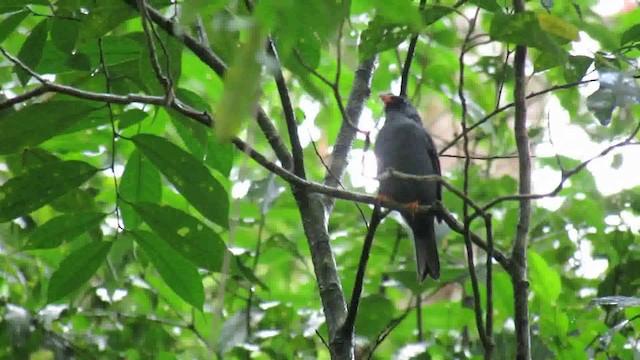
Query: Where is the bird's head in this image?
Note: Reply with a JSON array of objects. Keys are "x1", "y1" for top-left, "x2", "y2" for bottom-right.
[{"x1": 379, "y1": 93, "x2": 421, "y2": 122}]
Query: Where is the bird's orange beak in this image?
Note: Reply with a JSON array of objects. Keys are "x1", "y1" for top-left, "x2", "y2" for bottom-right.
[{"x1": 379, "y1": 94, "x2": 393, "y2": 105}]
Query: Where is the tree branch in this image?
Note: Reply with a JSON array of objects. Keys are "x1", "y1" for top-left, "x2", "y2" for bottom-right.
[
  {"x1": 0, "y1": 86, "x2": 47, "y2": 110},
  {"x1": 338, "y1": 204, "x2": 384, "y2": 342},
  {"x1": 323, "y1": 58, "x2": 376, "y2": 207},
  {"x1": 122, "y1": 0, "x2": 293, "y2": 169},
  {"x1": 0, "y1": 47, "x2": 509, "y2": 275},
  {"x1": 399, "y1": 0, "x2": 427, "y2": 97},
  {"x1": 439, "y1": 78, "x2": 598, "y2": 155},
  {"x1": 136, "y1": 0, "x2": 173, "y2": 100},
  {"x1": 266, "y1": 37, "x2": 306, "y2": 178},
  {"x1": 458, "y1": 9, "x2": 490, "y2": 354},
  {"x1": 511, "y1": 1, "x2": 532, "y2": 359},
  {"x1": 477, "y1": 119, "x2": 640, "y2": 214}
]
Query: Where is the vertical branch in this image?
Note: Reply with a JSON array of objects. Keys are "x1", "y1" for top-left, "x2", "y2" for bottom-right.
[
  {"x1": 458, "y1": 7, "x2": 489, "y2": 353},
  {"x1": 484, "y1": 215, "x2": 494, "y2": 359},
  {"x1": 97, "y1": 38, "x2": 122, "y2": 232},
  {"x1": 400, "y1": 0, "x2": 427, "y2": 97},
  {"x1": 511, "y1": 1, "x2": 532, "y2": 359}
]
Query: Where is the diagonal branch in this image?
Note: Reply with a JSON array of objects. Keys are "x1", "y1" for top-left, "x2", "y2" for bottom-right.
[
  {"x1": 322, "y1": 58, "x2": 376, "y2": 208},
  {"x1": 477, "y1": 119, "x2": 640, "y2": 214},
  {"x1": 0, "y1": 48, "x2": 508, "y2": 273},
  {"x1": 0, "y1": 46, "x2": 207, "y2": 124},
  {"x1": 0, "y1": 86, "x2": 47, "y2": 110},
  {"x1": 440, "y1": 78, "x2": 598, "y2": 154},
  {"x1": 123, "y1": 0, "x2": 293, "y2": 170},
  {"x1": 266, "y1": 37, "x2": 306, "y2": 178}
]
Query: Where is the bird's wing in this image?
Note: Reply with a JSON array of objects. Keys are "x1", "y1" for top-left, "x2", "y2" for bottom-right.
[{"x1": 424, "y1": 133, "x2": 442, "y2": 201}]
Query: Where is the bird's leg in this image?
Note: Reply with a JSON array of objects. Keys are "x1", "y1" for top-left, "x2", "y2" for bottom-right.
[{"x1": 376, "y1": 193, "x2": 391, "y2": 205}]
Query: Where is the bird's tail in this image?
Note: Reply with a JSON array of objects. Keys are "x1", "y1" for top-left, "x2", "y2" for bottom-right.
[{"x1": 411, "y1": 213, "x2": 440, "y2": 282}]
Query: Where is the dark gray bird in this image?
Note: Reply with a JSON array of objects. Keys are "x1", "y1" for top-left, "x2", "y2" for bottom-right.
[{"x1": 374, "y1": 94, "x2": 442, "y2": 281}]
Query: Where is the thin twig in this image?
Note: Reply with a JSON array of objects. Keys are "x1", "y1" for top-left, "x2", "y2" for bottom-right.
[
  {"x1": 0, "y1": 44, "x2": 511, "y2": 277},
  {"x1": 122, "y1": 0, "x2": 293, "y2": 168},
  {"x1": 440, "y1": 78, "x2": 598, "y2": 154},
  {"x1": 484, "y1": 215, "x2": 494, "y2": 356},
  {"x1": 137, "y1": 0, "x2": 173, "y2": 101},
  {"x1": 458, "y1": 7, "x2": 490, "y2": 354},
  {"x1": 440, "y1": 153, "x2": 522, "y2": 160},
  {"x1": 293, "y1": 49, "x2": 370, "y2": 136},
  {"x1": 97, "y1": 38, "x2": 122, "y2": 233},
  {"x1": 477, "y1": 119, "x2": 640, "y2": 214},
  {"x1": 365, "y1": 296, "x2": 415, "y2": 359},
  {"x1": 309, "y1": 136, "x2": 369, "y2": 228}
]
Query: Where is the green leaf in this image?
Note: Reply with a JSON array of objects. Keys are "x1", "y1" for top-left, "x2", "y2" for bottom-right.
[
  {"x1": 0, "y1": 160, "x2": 98, "y2": 223},
  {"x1": 214, "y1": 25, "x2": 265, "y2": 141},
  {"x1": 131, "y1": 230, "x2": 204, "y2": 309},
  {"x1": 75, "y1": 35, "x2": 142, "y2": 68},
  {"x1": 0, "y1": 10, "x2": 28, "y2": 43},
  {"x1": 586, "y1": 90, "x2": 615, "y2": 126},
  {"x1": 132, "y1": 202, "x2": 228, "y2": 272},
  {"x1": 120, "y1": 150, "x2": 162, "y2": 230},
  {"x1": 359, "y1": 17, "x2": 412, "y2": 61},
  {"x1": 117, "y1": 109, "x2": 149, "y2": 130},
  {"x1": 51, "y1": 18, "x2": 79, "y2": 54},
  {"x1": 490, "y1": 12, "x2": 565, "y2": 59},
  {"x1": 205, "y1": 134, "x2": 234, "y2": 177},
  {"x1": 541, "y1": 0, "x2": 554, "y2": 12},
  {"x1": 0, "y1": 0, "x2": 48, "y2": 14},
  {"x1": 470, "y1": 0, "x2": 501, "y2": 11},
  {"x1": 48, "y1": 241, "x2": 112, "y2": 303},
  {"x1": 131, "y1": 134, "x2": 229, "y2": 228},
  {"x1": 78, "y1": 2, "x2": 135, "y2": 41},
  {"x1": 0, "y1": 101, "x2": 99, "y2": 155},
  {"x1": 563, "y1": 55, "x2": 593, "y2": 83},
  {"x1": 137, "y1": 31, "x2": 183, "y2": 95},
  {"x1": 534, "y1": 50, "x2": 564, "y2": 73},
  {"x1": 529, "y1": 251, "x2": 561, "y2": 302},
  {"x1": 422, "y1": 5, "x2": 454, "y2": 26},
  {"x1": 587, "y1": 70, "x2": 640, "y2": 126},
  {"x1": 354, "y1": 295, "x2": 395, "y2": 337},
  {"x1": 24, "y1": 212, "x2": 107, "y2": 250},
  {"x1": 16, "y1": 18, "x2": 48, "y2": 85},
  {"x1": 621, "y1": 23, "x2": 640, "y2": 46},
  {"x1": 537, "y1": 13, "x2": 578, "y2": 42}
]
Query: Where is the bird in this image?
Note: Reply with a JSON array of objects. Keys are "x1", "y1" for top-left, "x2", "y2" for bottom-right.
[{"x1": 374, "y1": 94, "x2": 442, "y2": 281}]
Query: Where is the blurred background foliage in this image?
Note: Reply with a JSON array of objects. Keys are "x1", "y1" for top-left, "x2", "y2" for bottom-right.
[{"x1": 0, "y1": 0, "x2": 639, "y2": 359}]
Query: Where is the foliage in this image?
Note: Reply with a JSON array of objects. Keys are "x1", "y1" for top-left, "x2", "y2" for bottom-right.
[{"x1": 0, "y1": 0, "x2": 639, "y2": 359}]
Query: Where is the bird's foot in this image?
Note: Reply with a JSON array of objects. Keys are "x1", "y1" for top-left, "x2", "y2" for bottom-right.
[
  {"x1": 376, "y1": 194, "x2": 391, "y2": 205},
  {"x1": 405, "y1": 200, "x2": 420, "y2": 217}
]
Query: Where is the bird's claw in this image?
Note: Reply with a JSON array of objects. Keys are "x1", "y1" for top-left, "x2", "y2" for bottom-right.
[
  {"x1": 405, "y1": 200, "x2": 420, "y2": 217},
  {"x1": 376, "y1": 194, "x2": 390, "y2": 205}
]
